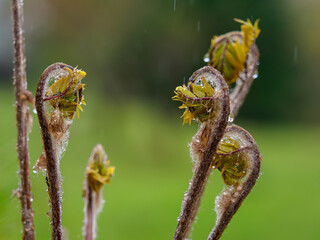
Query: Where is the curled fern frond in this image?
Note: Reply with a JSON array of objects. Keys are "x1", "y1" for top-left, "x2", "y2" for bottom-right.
[
  {"x1": 172, "y1": 66, "x2": 230, "y2": 240},
  {"x1": 44, "y1": 66, "x2": 86, "y2": 119},
  {"x1": 206, "y1": 19, "x2": 260, "y2": 85},
  {"x1": 173, "y1": 67, "x2": 228, "y2": 125},
  {"x1": 173, "y1": 77, "x2": 216, "y2": 124},
  {"x1": 208, "y1": 124, "x2": 261, "y2": 240},
  {"x1": 34, "y1": 63, "x2": 87, "y2": 173},
  {"x1": 34, "y1": 62, "x2": 87, "y2": 240},
  {"x1": 213, "y1": 135, "x2": 250, "y2": 186}
]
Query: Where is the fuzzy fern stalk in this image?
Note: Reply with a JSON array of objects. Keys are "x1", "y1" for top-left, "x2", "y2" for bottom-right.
[
  {"x1": 83, "y1": 144, "x2": 115, "y2": 240},
  {"x1": 11, "y1": 0, "x2": 36, "y2": 238},
  {"x1": 205, "y1": 19, "x2": 260, "y2": 117},
  {"x1": 35, "y1": 63, "x2": 86, "y2": 240},
  {"x1": 172, "y1": 66, "x2": 230, "y2": 239},
  {"x1": 208, "y1": 125, "x2": 261, "y2": 240}
]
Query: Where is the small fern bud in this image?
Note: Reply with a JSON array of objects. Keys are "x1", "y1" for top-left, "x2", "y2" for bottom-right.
[{"x1": 83, "y1": 144, "x2": 115, "y2": 240}]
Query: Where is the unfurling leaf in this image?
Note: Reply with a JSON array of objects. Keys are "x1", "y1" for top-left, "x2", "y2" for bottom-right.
[
  {"x1": 172, "y1": 77, "x2": 216, "y2": 124},
  {"x1": 212, "y1": 135, "x2": 249, "y2": 186},
  {"x1": 34, "y1": 63, "x2": 87, "y2": 173},
  {"x1": 207, "y1": 19, "x2": 260, "y2": 85},
  {"x1": 44, "y1": 67, "x2": 86, "y2": 119}
]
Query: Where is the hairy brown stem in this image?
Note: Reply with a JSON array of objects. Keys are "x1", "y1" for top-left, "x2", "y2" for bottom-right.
[
  {"x1": 173, "y1": 67, "x2": 230, "y2": 240},
  {"x1": 208, "y1": 125, "x2": 261, "y2": 240},
  {"x1": 36, "y1": 63, "x2": 73, "y2": 240},
  {"x1": 11, "y1": 0, "x2": 35, "y2": 239}
]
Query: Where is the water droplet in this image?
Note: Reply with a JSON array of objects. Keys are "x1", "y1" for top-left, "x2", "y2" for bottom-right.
[
  {"x1": 33, "y1": 108, "x2": 37, "y2": 114},
  {"x1": 228, "y1": 113, "x2": 234, "y2": 123},
  {"x1": 253, "y1": 73, "x2": 259, "y2": 79},
  {"x1": 212, "y1": 166, "x2": 216, "y2": 169},
  {"x1": 203, "y1": 53, "x2": 210, "y2": 63}
]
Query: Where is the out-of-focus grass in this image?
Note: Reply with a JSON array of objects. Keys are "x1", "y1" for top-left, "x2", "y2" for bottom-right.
[{"x1": 0, "y1": 90, "x2": 319, "y2": 240}]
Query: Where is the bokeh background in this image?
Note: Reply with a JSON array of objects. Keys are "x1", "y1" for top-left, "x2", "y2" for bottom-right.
[{"x1": 1, "y1": 0, "x2": 320, "y2": 239}]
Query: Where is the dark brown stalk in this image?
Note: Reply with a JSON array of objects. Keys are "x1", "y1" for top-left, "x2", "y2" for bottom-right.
[
  {"x1": 11, "y1": 0, "x2": 35, "y2": 239},
  {"x1": 208, "y1": 125, "x2": 261, "y2": 240},
  {"x1": 173, "y1": 67, "x2": 230, "y2": 240},
  {"x1": 35, "y1": 63, "x2": 73, "y2": 240}
]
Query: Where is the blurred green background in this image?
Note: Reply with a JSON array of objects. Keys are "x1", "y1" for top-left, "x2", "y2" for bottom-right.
[{"x1": 1, "y1": 0, "x2": 320, "y2": 239}]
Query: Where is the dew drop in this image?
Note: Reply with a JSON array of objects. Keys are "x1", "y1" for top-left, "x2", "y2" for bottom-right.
[
  {"x1": 253, "y1": 73, "x2": 259, "y2": 79},
  {"x1": 33, "y1": 108, "x2": 37, "y2": 114},
  {"x1": 228, "y1": 113, "x2": 234, "y2": 123},
  {"x1": 203, "y1": 53, "x2": 210, "y2": 63}
]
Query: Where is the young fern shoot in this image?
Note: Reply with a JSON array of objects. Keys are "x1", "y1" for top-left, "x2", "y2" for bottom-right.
[
  {"x1": 172, "y1": 19, "x2": 261, "y2": 239},
  {"x1": 11, "y1": 0, "x2": 35, "y2": 238},
  {"x1": 35, "y1": 63, "x2": 86, "y2": 240},
  {"x1": 83, "y1": 144, "x2": 115, "y2": 240},
  {"x1": 199, "y1": 19, "x2": 262, "y2": 239},
  {"x1": 172, "y1": 66, "x2": 230, "y2": 240},
  {"x1": 205, "y1": 19, "x2": 260, "y2": 117},
  {"x1": 208, "y1": 125, "x2": 261, "y2": 240}
]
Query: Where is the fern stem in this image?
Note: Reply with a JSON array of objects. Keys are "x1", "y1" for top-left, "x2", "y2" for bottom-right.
[
  {"x1": 208, "y1": 125, "x2": 261, "y2": 240},
  {"x1": 173, "y1": 67, "x2": 230, "y2": 240},
  {"x1": 11, "y1": 0, "x2": 35, "y2": 238},
  {"x1": 35, "y1": 63, "x2": 73, "y2": 240}
]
